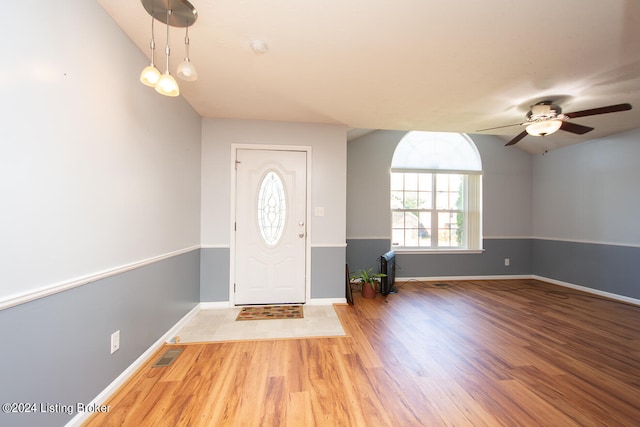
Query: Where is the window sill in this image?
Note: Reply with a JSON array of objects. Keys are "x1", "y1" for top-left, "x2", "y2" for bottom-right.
[{"x1": 392, "y1": 248, "x2": 485, "y2": 255}]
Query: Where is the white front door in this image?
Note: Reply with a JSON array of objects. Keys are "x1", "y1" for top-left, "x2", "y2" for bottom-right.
[{"x1": 234, "y1": 149, "x2": 307, "y2": 305}]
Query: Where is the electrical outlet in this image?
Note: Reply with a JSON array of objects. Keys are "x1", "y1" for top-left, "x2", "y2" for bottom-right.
[
  {"x1": 504, "y1": 258, "x2": 510, "y2": 267},
  {"x1": 111, "y1": 330, "x2": 120, "y2": 354}
]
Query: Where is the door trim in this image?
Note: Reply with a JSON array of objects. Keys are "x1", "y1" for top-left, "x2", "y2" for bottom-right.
[{"x1": 229, "y1": 144, "x2": 313, "y2": 306}]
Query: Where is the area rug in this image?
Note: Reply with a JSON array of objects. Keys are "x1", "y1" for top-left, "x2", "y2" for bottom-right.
[{"x1": 236, "y1": 305, "x2": 304, "y2": 321}]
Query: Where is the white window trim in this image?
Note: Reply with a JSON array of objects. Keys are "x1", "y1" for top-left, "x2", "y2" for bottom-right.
[
  {"x1": 390, "y1": 132, "x2": 483, "y2": 253},
  {"x1": 392, "y1": 248, "x2": 485, "y2": 255}
]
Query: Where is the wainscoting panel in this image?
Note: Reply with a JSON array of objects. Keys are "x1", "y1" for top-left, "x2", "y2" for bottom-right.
[
  {"x1": 532, "y1": 239, "x2": 640, "y2": 300},
  {"x1": 200, "y1": 247, "x2": 230, "y2": 302},
  {"x1": 311, "y1": 246, "x2": 346, "y2": 299},
  {"x1": 347, "y1": 238, "x2": 532, "y2": 279},
  {"x1": 0, "y1": 249, "x2": 200, "y2": 427},
  {"x1": 346, "y1": 239, "x2": 392, "y2": 274}
]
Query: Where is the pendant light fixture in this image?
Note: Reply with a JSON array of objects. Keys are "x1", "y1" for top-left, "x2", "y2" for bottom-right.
[
  {"x1": 140, "y1": 15, "x2": 161, "y2": 87},
  {"x1": 177, "y1": 25, "x2": 197, "y2": 81},
  {"x1": 140, "y1": 0, "x2": 198, "y2": 97},
  {"x1": 155, "y1": 7, "x2": 180, "y2": 97}
]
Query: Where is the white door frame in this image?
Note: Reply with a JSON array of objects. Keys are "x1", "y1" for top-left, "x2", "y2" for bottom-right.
[{"x1": 229, "y1": 144, "x2": 312, "y2": 306}]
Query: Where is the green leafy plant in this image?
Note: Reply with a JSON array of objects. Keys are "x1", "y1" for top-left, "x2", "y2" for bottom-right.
[{"x1": 350, "y1": 268, "x2": 386, "y2": 290}]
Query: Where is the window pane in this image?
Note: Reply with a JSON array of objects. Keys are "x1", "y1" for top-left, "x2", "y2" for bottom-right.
[
  {"x1": 404, "y1": 192, "x2": 418, "y2": 209},
  {"x1": 391, "y1": 191, "x2": 404, "y2": 209},
  {"x1": 436, "y1": 191, "x2": 448, "y2": 210},
  {"x1": 392, "y1": 228, "x2": 404, "y2": 247},
  {"x1": 391, "y1": 131, "x2": 482, "y2": 171},
  {"x1": 436, "y1": 174, "x2": 463, "y2": 210},
  {"x1": 404, "y1": 173, "x2": 418, "y2": 191},
  {"x1": 435, "y1": 174, "x2": 449, "y2": 192},
  {"x1": 418, "y1": 212, "x2": 431, "y2": 246},
  {"x1": 391, "y1": 173, "x2": 404, "y2": 191},
  {"x1": 418, "y1": 191, "x2": 431, "y2": 209},
  {"x1": 392, "y1": 211, "x2": 405, "y2": 228},
  {"x1": 405, "y1": 211, "x2": 418, "y2": 228},
  {"x1": 438, "y1": 212, "x2": 460, "y2": 247},
  {"x1": 418, "y1": 173, "x2": 432, "y2": 191},
  {"x1": 257, "y1": 171, "x2": 286, "y2": 245},
  {"x1": 405, "y1": 228, "x2": 419, "y2": 247}
]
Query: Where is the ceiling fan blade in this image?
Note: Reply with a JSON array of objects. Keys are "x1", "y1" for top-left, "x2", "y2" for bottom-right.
[
  {"x1": 505, "y1": 130, "x2": 528, "y2": 146},
  {"x1": 564, "y1": 103, "x2": 632, "y2": 119},
  {"x1": 476, "y1": 122, "x2": 523, "y2": 132},
  {"x1": 560, "y1": 121, "x2": 594, "y2": 135}
]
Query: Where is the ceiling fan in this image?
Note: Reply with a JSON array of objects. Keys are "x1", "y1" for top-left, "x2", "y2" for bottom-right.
[{"x1": 477, "y1": 101, "x2": 632, "y2": 146}]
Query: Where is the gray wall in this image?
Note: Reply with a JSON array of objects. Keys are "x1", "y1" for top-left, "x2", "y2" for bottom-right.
[
  {"x1": 0, "y1": 1, "x2": 202, "y2": 426},
  {"x1": 346, "y1": 131, "x2": 533, "y2": 277},
  {"x1": 531, "y1": 129, "x2": 640, "y2": 299},
  {"x1": 347, "y1": 129, "x2": 640, "y2": 301},
  {"x1": 532, "y1": 239, "x2": 640, "y2": 299},
  {"x1": 199, "y1": 119, "x2": 348, "y2": 301},
  {"x1": 201, "y1": 248, "x2": 231, "y2": 302},
  {"x1": 0, "y1": 250, "x2": 200, "y2": 427},
  {"x1": 310, "y1": 247, "x2": 347, "y2": 298},
  {"x1": 347, "y1": 238, "x2": 531, "y2": 277},
  {"x1": 201, "y1": 247, "x2": 348, "y2": 301}
]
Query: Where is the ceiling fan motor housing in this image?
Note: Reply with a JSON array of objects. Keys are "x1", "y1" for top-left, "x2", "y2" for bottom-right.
[{"x1": 527, "y1": 102, "x2": 563, "y2": 121}]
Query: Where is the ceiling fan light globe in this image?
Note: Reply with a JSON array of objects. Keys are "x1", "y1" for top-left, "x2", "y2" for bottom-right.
[
  {"x1": 177, "y1": 60, "x2": 198, "y2": 81},
  {"x1": 155, "y1": 73, "x2": 180, "y2": 97},
  {"x1": 526, "y1": 119, "x2": 562, "y2": 136},
  {"x1": 140, "y1": 65, "x2": 161, "y2": 87}
]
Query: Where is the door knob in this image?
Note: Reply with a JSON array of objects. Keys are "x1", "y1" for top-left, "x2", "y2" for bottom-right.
[
  {"x1": 298, "y1": 222, "x2": 305, "y2": 226},
  {"x1": 299, "y1": 233, "x2": 305, "y2": 238}
]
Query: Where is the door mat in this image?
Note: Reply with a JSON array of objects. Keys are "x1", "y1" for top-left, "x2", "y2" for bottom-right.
[{"x1": 236, "y1": 305, "x2": 303, "y2": 321}]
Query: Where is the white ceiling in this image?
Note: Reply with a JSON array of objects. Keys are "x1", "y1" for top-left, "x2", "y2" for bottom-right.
[{"x1": 99, "y1": 0, "x2": 640, "y2": 154}]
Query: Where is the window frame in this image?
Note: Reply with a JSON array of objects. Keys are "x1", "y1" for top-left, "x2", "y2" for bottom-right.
[{"x1": 390, "y1": 132, "x2": 483, "y2": 254}]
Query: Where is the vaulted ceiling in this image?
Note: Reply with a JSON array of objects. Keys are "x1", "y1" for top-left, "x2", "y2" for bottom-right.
[{"x1": 99, "y1": 0, "x2": 640, "y2": 153}]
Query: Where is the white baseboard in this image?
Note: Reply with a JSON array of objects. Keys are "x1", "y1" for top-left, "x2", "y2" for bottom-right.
[
  {"x1": 200, "y1": 301, "x2": 232, "y2": 309},
  {"x1": 399, "y1": 274, "x2": 640, "y2": 306},
  {"x1": 201, "y1": 299, "x2": 347, "y2": 307},
  {"x1": 65, "y1": 304, "x2": 201, "y2": 427},
  {"x1": 532, "y1": 275, "x2": 640, "y2": 306},
  {"x1": 398, "y1": 275, "x2": 534, "y2": 282},
  {"x1": 307, "y1": 297, "x2": 347, "y2": 305}
]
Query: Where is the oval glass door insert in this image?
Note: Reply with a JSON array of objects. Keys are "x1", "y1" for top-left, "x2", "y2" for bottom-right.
[{"x1": 257, "y1": 171, "x2": 286, "y2": 245}]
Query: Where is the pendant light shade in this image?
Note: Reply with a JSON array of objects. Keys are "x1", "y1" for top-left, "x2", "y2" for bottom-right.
[
  {"x1": 177, "y1": 26, "x2": 197, "y2": 81},
  {"x1": 140, "y1": 65, "x2": 161, "y2": 87},
  {"x1": 156, "y1": 73, "x2": 180, "y2": 97},
  {"x1": 140, "y1": 16, "x2": 161, "y2": 87},
  {"x1": 526, "y1": 119, "x2": 563, "y2": 136},
  {"x1": 176, "y1": 60, "x2": 197, "y2": 81}
]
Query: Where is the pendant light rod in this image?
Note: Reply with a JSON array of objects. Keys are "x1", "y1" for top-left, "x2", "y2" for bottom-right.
[
  {"x1": 164, "y1": 8, "x2": 171, "y2": 74},
  {"x1": 184, "y1": 25, "x2": 190, "y2": 60},
  {"x1": 149, "y1": 17, "x2": 157, "y2": 66}
]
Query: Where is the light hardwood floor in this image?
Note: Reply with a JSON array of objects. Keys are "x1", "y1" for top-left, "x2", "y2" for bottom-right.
[{"x1": 84, "y1": 279, "x2": 640, "y2": 426}]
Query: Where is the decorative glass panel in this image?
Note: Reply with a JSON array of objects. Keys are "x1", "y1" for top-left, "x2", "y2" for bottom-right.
[
  {"x1": 257, "y1": 171, "x2": 286, "y2": 245},
  {"x1": 391, "y1": 131, "x2": 482, "y2": 172}
]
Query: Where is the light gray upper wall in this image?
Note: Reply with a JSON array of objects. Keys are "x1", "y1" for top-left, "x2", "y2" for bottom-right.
[
  {"x1": 200, "y1": 118, "x2": 347, "y2": 246},
  {"x1": 532, "y1": 128, "x2": 640, "y2": 246},
  {"x1": 347, "y1": 130, "x2": 404, "y2": 238},
  {"x1": 1, "y1": 0, "x2": 202, "y2": 301},
  {"x1": 473, "y1": 134, "x2": 533, "y2": 237},
  {"x1": 347, "y1": 131, "x2": 533, "y2": 240}
]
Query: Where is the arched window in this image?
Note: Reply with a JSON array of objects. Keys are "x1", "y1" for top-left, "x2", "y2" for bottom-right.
[{"x1": 391, "y1": 131, "x2": 482, "y2": 250}]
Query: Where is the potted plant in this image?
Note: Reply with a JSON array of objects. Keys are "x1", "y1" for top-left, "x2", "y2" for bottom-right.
[{"x1": 350, "y1": 268, "x2": 386, "y2": 299}]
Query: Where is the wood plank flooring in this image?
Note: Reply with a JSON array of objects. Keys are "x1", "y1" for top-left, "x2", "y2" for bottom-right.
[{"x1": 84, "y1": 279, "x2": 640, "y2": 426}]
